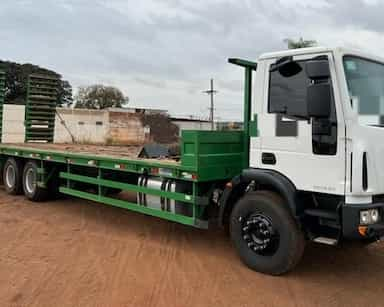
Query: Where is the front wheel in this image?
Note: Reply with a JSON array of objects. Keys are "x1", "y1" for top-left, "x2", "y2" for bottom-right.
[{"x1": 230, "y1": 190, "x2": 305, "y2": 275}]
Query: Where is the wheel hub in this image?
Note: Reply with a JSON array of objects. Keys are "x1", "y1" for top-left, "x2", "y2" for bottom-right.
[
  {"x1": 25, "y1": 168, "x2": 36, "y2": 194},
  {"x1": 5, "y1": 165, "x2": 15, "y2": 188},
  {"x1": 241, "y1": 214, "x2": 278, "y2": 254}
]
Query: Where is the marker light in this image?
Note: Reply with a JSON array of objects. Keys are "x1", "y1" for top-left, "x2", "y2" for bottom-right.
[{"x1": 360, "y1": 209, "x2": 380, "y2": 225}]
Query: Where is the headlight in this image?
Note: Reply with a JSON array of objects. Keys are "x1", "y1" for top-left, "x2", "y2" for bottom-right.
[{"x1": 360, "y1": 209, "x2": 380, "y2": 225}]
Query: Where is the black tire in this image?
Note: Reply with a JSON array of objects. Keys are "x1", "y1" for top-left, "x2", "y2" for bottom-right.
[
  {"x1": 230, "y1": 190, "x2": 305, "y2": 275},
  {"x1": 104, "y1": 188, "x2": 122, "y2": 196},
  {"x1": 47, "y1": 171, "x2": 62, "y2": 199},
  {"x1": 22, "y1": 161, "x2": 48, "y2": 202},
  {"x1": 3, "y1": 157, "x2": 23, "y2": 195}
]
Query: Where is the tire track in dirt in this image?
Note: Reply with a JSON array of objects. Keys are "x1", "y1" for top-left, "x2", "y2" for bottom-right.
[{"x1": 145, "y1": 224, "x2": 177, "y2": 307}]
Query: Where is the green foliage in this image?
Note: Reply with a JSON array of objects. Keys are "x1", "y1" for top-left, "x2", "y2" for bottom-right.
[
  {"x1": 58, "y1": 80, "x2": 73, "y2": 107},
  {"x1": 0, "y1": 60, "x2": 73, "y2": 106},
  {"x1": 75, "y1": 85, "x2": 128, "y2": 109},
  {"x1": 284, "y1": 37, "x2": 318, "y2": 49}
]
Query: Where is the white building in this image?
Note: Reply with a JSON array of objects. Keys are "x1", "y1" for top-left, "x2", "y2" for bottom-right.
[{"x1": 1, "y1": 105, "x2": 213, "y2": 143}]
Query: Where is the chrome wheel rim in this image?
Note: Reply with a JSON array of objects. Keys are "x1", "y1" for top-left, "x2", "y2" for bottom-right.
[
  {"x1": 25, "y1": 168, "x2": 36, "y2": 194},
  {"x1": 5, "y1": 165, "x2": 16, "y2": 188}
]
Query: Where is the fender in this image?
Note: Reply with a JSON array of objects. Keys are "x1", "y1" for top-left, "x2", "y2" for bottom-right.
[
  {"x1": 218, "y1": 175, "x2": 247, "y2": 227},
  {"x1": 219, "y1": 168, "x2": 301, "y2": 227}
]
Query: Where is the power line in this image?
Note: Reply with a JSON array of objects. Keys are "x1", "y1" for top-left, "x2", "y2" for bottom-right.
[{"x1": 203, "y1": 78, "x2": 218, "y2": 130}]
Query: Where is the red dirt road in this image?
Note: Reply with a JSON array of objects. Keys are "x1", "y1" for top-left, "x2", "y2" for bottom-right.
[{"x1": 1, "y1": 189, "x2": 384, "y2": 307}]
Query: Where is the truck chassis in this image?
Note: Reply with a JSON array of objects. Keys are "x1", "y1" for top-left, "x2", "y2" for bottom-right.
[{"x1": 0, "y1": 130, "x2": 244, "y2": 229}]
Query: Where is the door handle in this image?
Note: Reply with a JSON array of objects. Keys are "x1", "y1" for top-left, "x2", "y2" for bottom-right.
[{"x1": 262, "y1": 152, "x2": 276, "y2": 165}]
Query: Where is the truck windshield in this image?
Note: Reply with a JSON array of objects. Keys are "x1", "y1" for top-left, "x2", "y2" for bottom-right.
[{"x1": 343, "y1": 56, "x2": 384, "y2": 126}]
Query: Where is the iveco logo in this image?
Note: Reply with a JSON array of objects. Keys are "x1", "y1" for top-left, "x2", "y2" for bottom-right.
[{"x1": 313, "y1": 185, "x2": 336, "y2": 192}]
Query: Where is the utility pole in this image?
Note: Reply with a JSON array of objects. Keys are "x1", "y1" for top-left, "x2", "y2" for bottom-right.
[{"x1": 203, "y1": 79, "x2": 218, "y2": 130}]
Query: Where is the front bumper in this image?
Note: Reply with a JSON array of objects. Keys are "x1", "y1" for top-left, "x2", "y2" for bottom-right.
[{"x1": 343, "y1": 202, "x2": 384, "y2": 240}]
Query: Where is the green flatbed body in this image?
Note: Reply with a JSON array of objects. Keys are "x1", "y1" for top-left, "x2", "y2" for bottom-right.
[{"x1": 0, "y1": 130, "x2": 245, "y2": 228}]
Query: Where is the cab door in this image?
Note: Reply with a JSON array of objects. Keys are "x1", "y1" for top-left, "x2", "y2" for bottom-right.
[{"x1": 251, "y1": 52, "x2": 346, "y2": 195}]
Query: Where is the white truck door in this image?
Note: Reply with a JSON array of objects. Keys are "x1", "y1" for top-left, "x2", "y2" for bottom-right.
[{"x1": 252, "y1": 52, "x2": 346, "y2": 195}]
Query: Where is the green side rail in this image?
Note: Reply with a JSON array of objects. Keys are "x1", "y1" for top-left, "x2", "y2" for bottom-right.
[
  {"x1": 25, "y1": 74, "x2": 59, "y2": 143},
  {"x1": 58, "y1": 171, "x2": 206, "y2": 228}
]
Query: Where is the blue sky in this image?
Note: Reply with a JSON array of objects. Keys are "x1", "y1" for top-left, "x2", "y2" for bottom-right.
[{"x1": 1, "y1": 0, "x2": 384, "y2": 120}]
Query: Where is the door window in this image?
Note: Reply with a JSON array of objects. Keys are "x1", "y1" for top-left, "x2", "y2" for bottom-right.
[
  {"x1": 269, "y1": 61, "x2": 310, "y2": 117},
  {"x1": 268, "y1": 58, "x2": 338, "y2": 155}
]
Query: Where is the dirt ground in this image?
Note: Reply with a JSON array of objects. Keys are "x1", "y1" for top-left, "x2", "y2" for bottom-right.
[{"x1": 1, "y1": 189, "x2": 384, "y2": 307}]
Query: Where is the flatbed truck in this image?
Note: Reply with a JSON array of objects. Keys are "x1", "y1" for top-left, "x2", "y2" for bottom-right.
[{"x1": 2, "y1": 46, "x2": 384, "y2": 275}]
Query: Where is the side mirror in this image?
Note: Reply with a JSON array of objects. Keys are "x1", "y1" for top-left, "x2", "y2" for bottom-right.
[
  {"x1": 307, "y1": 83, "x2": 331, "y2": 118},
  {"x1": 306, "y1": 60, "x2": 330, "y2": 79},
  {"x1": 270, "y1": 56, "x2": 303, "y2": 77}
]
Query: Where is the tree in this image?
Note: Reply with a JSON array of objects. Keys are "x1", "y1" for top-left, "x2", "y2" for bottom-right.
[
  {"x1": 284, "y1": 37, "x2": 318, "y2": 49},
  {"x1": 58, "y1": 80, "x2": 73, "y2": 107},
  {"x1": 75, "y1": 85, "x2": 128, "y2": 109},
  {"x1": 0, "y1": 60, "x2": 73, "y2": 106}
]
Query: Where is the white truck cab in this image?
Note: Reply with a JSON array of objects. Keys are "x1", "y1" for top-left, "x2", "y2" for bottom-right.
[
  {"x1": 252, "y1": 47, "x2": 384, "y2": 200},
  {"x1": 224, "y1": 47, "x2": 384, "y2": 274}
]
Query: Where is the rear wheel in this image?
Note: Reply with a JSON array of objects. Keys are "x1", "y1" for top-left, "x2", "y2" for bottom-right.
[
  {"x1": 230, "y1": 190, "x2": 305, "y2": 275},
  {"x1": 104, "y1": 188, "x2": 122, "y2": 196},
  {"x1": 3, "y1": 158, "x2": 23, "y2": 195},
  {"x1": 22, "y1": 161, "x2": 48, "y2": 201}
]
